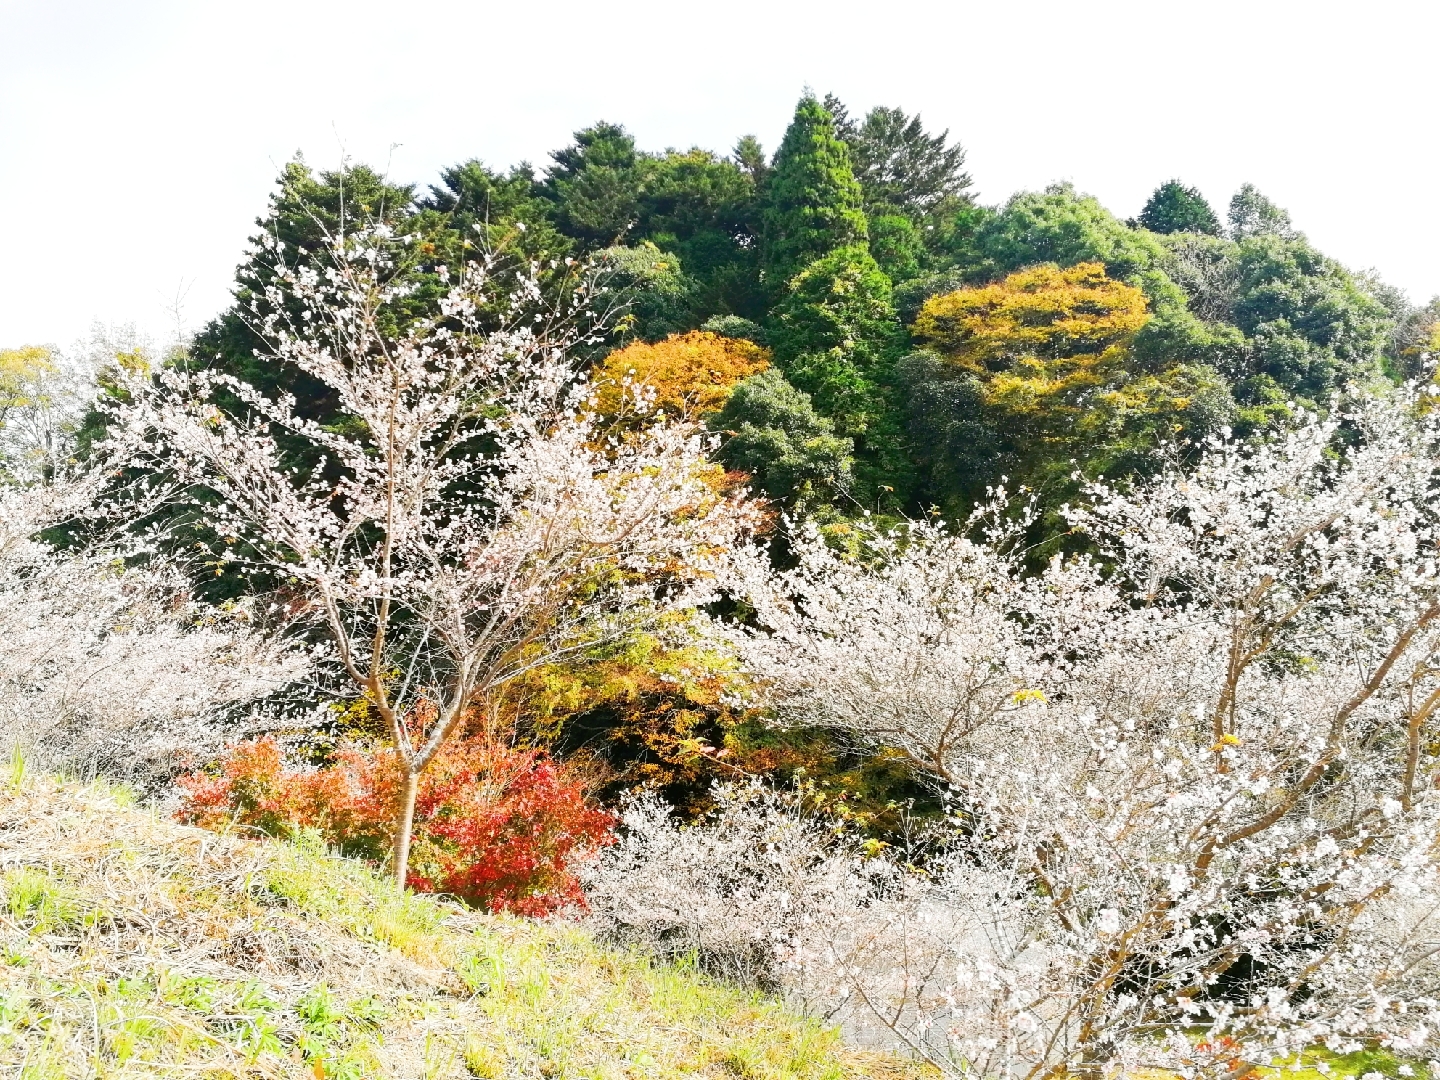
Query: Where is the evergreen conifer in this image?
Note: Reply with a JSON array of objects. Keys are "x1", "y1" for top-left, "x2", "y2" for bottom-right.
[{"x1": 759, "y1": 96, "x2": 869, "y2": 291}]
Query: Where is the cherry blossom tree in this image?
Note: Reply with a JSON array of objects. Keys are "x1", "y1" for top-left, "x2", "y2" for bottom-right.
[
  {"x1": 722, "y1": 395, "x2": 1440, "y2": 1075},
  {"x1": 113, "y1": 226, "x2": 760, "y2": 888}
]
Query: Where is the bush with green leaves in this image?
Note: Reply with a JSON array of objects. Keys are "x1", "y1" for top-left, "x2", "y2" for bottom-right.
[{"x1": 710, "y1": 368, "x2": 853, "y2": 508}]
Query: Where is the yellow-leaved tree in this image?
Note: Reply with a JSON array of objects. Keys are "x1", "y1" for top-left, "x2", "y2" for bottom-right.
[
  {"x1": 0, "y1": 346, "x2": 71, "y2": 476},
  {"x1": 912, "y1": 262, "x2": 1230, "y2": 497},
  {"x1": 0, "y1": 346, "x2": 58, "y2": 422}
]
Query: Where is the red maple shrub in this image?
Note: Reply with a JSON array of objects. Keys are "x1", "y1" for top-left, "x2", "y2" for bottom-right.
[{"x1": 177, "y1": 731, "x2": 615, "y2": 916}]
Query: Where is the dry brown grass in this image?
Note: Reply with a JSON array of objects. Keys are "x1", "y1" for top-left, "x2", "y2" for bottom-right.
[{"x1": 0, "y1": 762, "x2": 930, "y2": 1078}]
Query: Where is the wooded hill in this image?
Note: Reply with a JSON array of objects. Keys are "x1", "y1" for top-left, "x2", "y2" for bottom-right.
[{"x1": 192, "y1": 92, "x2": 1437, "y2": 528}]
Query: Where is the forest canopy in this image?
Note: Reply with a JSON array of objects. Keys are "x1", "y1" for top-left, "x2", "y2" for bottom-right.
[{"x1": 165, "y1": 91, "x2": 1429, "y2": 531}]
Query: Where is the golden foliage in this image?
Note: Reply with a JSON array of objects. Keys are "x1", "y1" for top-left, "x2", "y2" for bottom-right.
[
  {"x1": 912, "y1": 262, "x2": 1148, "y2": 373},
  {"x1": 913, "y1": 261, "x2": 1148, "y2": 372},
  {"x1": 494, "y1": 627, "x2": 938, "y2": 832},
  {"x1": 0, "y1": 345, "x2": 57, "y2": 414},
  {"x1": 593, "y1": 331, "x2": 770, "y2": 423},
  {"x1": 494, "y1": 626, "x2": 750, "y2": 813},
  {"x1": 912, "y1": 262, "x2": 1156, "y2": 452}
]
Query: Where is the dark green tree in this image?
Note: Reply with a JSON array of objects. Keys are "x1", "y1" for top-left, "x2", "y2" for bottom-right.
[
  {"x1": 767, "y1": 245, "x2": 909, "y2": 504},
  {"x1": 769, "y1": 245, "x2": 902, "y2": 431},
  {"x1": 1155, "y1": 232, "x2": 1242, "y2": 322},
  {"x1": 710, "y1": 368, "x2": 853, "y2": 508},
  {"x1": 972, "y1": 183, "x2": 1163, "y2": 281},
  {"x1": 1136, "y1": 180, "x2": 1221, "y2": 235},
  {"x1": 893, "y1": 267, "x2": 970, "y2": 325},
  {"x1": 421, "y1": 159, "x2": 569, "y2": 264},
  {"x1": 542, "y1": 122, "x2": 644, "y2": 249},
  {"x1": 846, "y1": 105, "x2": 972, "y2": 219},
  {"x1": 635, "y1": 149, "x2": 763, "y2": 321},
  {"x1": 538, "y1": 129, "x2": 768, "y2": 332},
  {"x1": 128, "y1": 161, "x2": 432, "y2": 604},
  {"x1": 1129, "y1": 268, "x2": 1248, "y2": 377},
  {"x1": 921, "y1": 201, "x2": 994, "y2": 273},
  {"x1": 868, "y1": 213, "x2": 924, "y2": 282},
  {"x1": 1232, "y1": 234, "x2": 1390, "y2": 399},
  {"x1": 895, "y1": 351, "x2": 997, "y2": 514},
  {"x1": 193, "y1": 160, "x2": 425, "y2": 415},
  {"x1": 822, "y1": 93, "x2": 856, "y2": 139},
  {"x1": 759, "y1": 95, "x2": 868, "y2": 291},
  {"x1": 732, "y1": 135, "x2": 769, "y2": 187},
  {"x1": 593, "y1": 242, "x2": 696, "y2": 343},
  {"x1": 826, "y1": 95, "x2": 974, "y2": 272}
]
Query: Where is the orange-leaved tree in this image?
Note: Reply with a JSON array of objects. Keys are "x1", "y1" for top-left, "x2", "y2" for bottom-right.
[{"x1": 592, "y1": 331, "x2": 770, "y2": 424}]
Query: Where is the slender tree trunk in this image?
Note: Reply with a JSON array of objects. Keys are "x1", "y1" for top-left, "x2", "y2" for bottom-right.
[{"x1": 392, "y1": 769, "x2": 420, "y2": 892}]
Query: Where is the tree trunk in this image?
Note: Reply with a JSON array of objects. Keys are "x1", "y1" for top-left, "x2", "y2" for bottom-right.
[{"x1": 392, "y1": 769, "x2": 420, "y2": 892}]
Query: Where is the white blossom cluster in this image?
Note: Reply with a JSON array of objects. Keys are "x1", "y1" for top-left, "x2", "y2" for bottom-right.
[
  {"x1": 581, "y1": 781, "x2": 897, "y2": 993},
  {"x1": 661, "y1": 396, "x2": 1440, "y2": 1076},
  {"x1": 581, "y1": 784, "x2": 1054, "y2": 1059},
  {"x1": 0, "y1": 473, "x2": 306, "y2": 789}
]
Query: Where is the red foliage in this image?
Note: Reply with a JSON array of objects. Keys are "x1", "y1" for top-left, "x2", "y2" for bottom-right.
[{"x1": 177, "y1": 733, "x2": 614, "y2": 916}]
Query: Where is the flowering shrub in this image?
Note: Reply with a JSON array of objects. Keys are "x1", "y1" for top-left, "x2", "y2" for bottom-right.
[
  {"x1": 581, "y1": 782, "x2": 1005, "y2": 1056},
  {"x1": 179, "y1": 734, "x2": 615, "y2": 916}
]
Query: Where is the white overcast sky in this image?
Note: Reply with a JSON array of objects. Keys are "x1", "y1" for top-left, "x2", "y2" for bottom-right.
[{"x1": 1, "y1": 0, "x2": 1436, "y2": 350}]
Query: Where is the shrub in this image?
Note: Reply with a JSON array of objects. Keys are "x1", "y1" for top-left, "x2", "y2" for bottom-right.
[{"x1": 179, "y1": 734, "x2": 615, "y2": 916}]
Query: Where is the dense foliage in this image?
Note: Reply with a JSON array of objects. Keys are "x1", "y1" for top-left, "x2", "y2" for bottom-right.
[
  {"x1": 164, "y1": 93, "x2": 1419, "y2": 528},
  {"x1": 1135, "y1": 179, "x2": 1221, "y2": 235},
  {"x1": 592, "y1": 330, "x2": 770, "y2": 422}
]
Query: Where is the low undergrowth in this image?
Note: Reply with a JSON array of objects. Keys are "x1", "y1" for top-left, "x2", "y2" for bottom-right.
[
  {"x1": 177, "y1": 733, "x2": 615, "y2": 915},
  {"x1": 0, "y1": 763, "x2": 921, "y2": 1079}
]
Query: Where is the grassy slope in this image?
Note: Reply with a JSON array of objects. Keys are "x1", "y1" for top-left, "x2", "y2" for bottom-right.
[{"x1": 0, "y1": 767, "x2": 922, "y2": 1079}]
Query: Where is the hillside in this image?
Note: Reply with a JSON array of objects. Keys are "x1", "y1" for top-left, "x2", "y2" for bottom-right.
[{"x1": 0, "y1": 767, "x2": 920, "y2": 1079}]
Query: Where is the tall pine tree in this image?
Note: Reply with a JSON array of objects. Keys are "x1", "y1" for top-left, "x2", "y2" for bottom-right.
[{"x1": 759, "y1": 95, "x2": 868, "y2": 291}]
